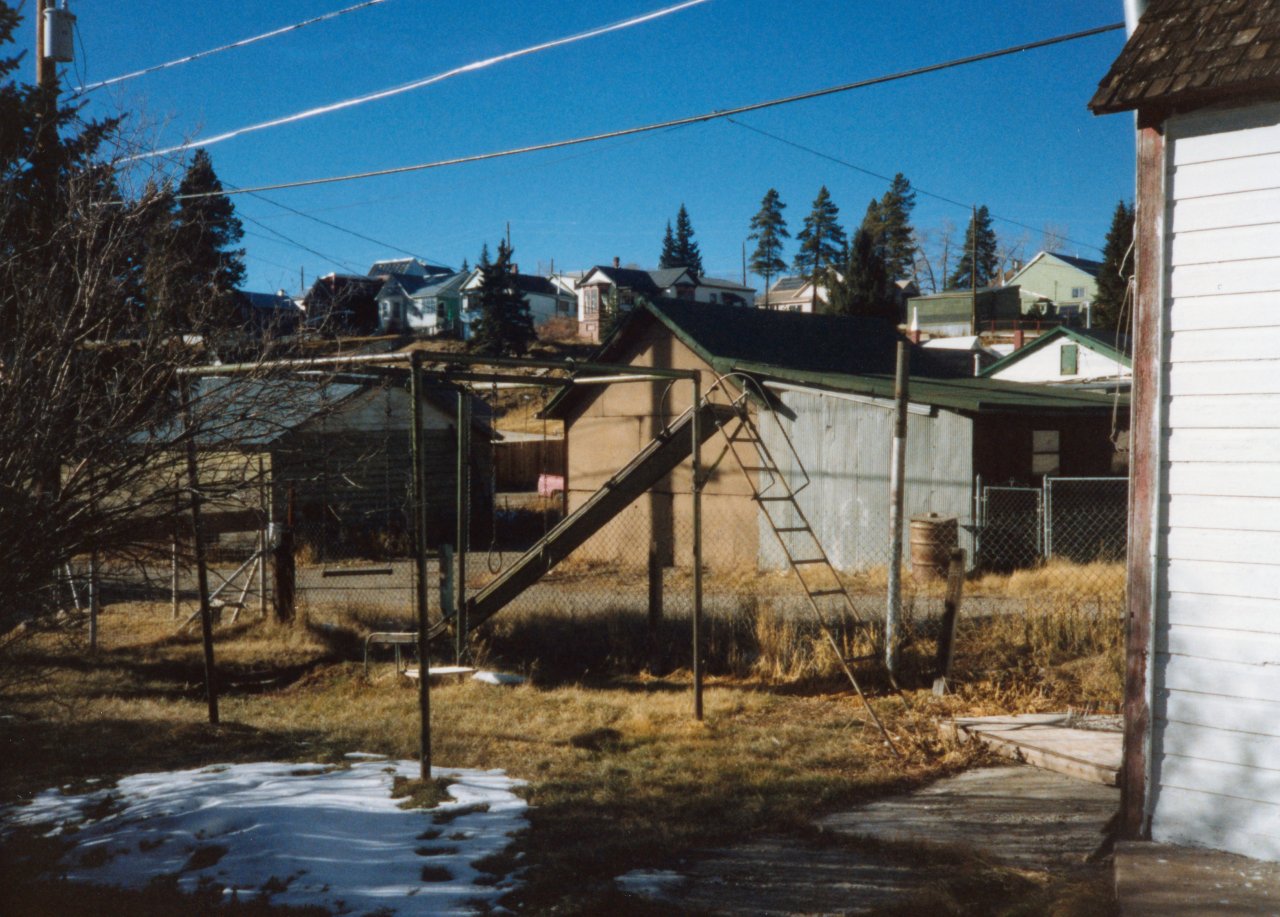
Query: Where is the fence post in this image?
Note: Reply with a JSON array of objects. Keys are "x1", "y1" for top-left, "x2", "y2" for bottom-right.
[
  {"x1": 88, "y1": 551, "x2": 100, "y2": 651},
  {"x1": 648, "y1": 540, "x2": 663, "y2": 673},
  {"x1": 273, "y1": 487, "x2": 296, "y2": 623},
  {"x1": 691, "y1": 377, "x2": 703, "y2": 722},
  {"x1": 172, "y1": 477, "x2": 181, "y2": 620},
  {"x1": 180, "y1": 377, "x2": 219, "y2": 726},
  {"x1": 411, "y1": 353, "x2": 433, "y2": 780},
  {"x1": 886, "y1": 342, "x2": 909, "y2": 682},
  {"x1": 1042, "y1": 476, "x2": 1053, "y2": 560},
  {"x1": 932, "y1": 548, "x2": 967, "y2": 695},
  {"x1": 455, "y1": 389, "x2": 470, "y2": 664}
]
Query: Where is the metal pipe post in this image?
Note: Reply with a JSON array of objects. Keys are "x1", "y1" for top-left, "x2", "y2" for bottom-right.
[
  {"x1": 455, "y1": 388, "x2": 471, "y2": 663},
  {"x1": 181, "y1": 378, "x2": 220, "y2": 725},
  {"x1": 691, "y1": 377, "x2": 704, "y2": 721},
  {"x1": 411, "y1": 354, "x2": 432, "y2": 779},
  {"x1": 885, "y1": 342, "x2": 909, "y2": 681}
]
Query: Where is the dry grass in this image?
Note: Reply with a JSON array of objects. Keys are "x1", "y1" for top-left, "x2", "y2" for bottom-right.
[{"x1": 0, "y1": 584, "x2": 1121, "y2": 915}]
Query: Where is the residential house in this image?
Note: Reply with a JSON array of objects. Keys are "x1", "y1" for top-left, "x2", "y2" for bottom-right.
[
  {"x1": 761, "y1": 275, "x2": 919, "y2": 315},
  {"x1": 981, "y1": 326, "x2": 1131, "y2": 390},
  {"x1": 368, "y1": 258, "x2": 454, "y2": 280},
  {"x1": 376, "y1": 271, "x2": 467, "y2": 336},
  {"x1": 1090, "y1": 0, "x2": 1280, "y2": 860},
  {"x1": 458, "y1": 270, "x2": 576, "y2": 341},
  {"x1": 906, "y1": 286, "x2": 1026, "y2": 337},
  {"x1": 545, "y1": 298, "x2": 1120, "y2": 571},
  {"x1": 233, "y1": 290, "x2": 303, "y2": 337},
  {"x1": 574, "y1": 261, "x2": 755, "y2": 341},
  {"x1": 1004, "y1": 251, "x2": 1104, "y2": 322},
  {"x1": 921, "y1": 335, "x2": 1003, "y2": 376},
  {"x1": 302, "y1": 274, "x2": 384, "y2": 336}
]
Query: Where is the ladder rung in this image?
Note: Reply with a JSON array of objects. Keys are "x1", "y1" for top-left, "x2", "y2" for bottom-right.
[
  {"x1": 808, "y1": 588, "x2": 846, "y2": 598},
  {"x1": 775, "y1": 526, "x2": 811, "y2": 533},
  {"x1": 759, "y1": 496, "x2": 792, "y2": 502},
  {"x1": 792, "y1": 558, "x2": 826, "y2": 565}
]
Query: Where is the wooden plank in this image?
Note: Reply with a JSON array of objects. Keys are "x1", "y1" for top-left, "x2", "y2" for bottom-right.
[
  {"x1": 1159, "y1": 624, "x2": 1280, "y2": 667},
  {"x1": 1165, "y1": 527, "x2": 1280, "y2": 564},
  {"x1": 1158, "y1": 651, "x2": 1280, "y2": 702},
  {"x1": 1159, "y1": 688, "x2": 1280, "y2": 738},
  {"x1": 1166, "y1": 428, "x2": 1280, "y2": 463},
  {"x1": 1169, "y1": 258, "x2": 1280, "y2": 298},
  {"x1": 1171, "y1": 105, "x2": 1280, "y2": 165},
  {"x1": 1166, "y1": 593, "x2": 1280, "y2": 633},
  {"x1": 1165, "y1": 558, "x2": 1280, "y2": 601},
  {"x1": 1152, "y1": 786, "x2": 1280, "y2": 861},
  {"x1": 1171, "y1": 222, "x2": 1280, "y2": 266},
  {"x1": 1172, "y1": 188, "x2": 1280, "y2": 233},
  {"x1": 1168, "y1": 326, "x2": 1280, "y2": 363},
  {"x1": 948, "y1": 715, "x2": 1120, "y2": 786},
  {"x1": 1171, "y1": 152, "x2": 1280, "y2": 199},
  {"x1": 1169, "y1": 291, "x2": 1280, "y2": 331},
  {"x1": 1167, "y1": 395, "x2": 1280, "y2": 429},
  {"x1": 1167, "y1": 359, "x2": 1280, "y2": 396},
  {"x1": 1167, "y1": 494, "x2": 1280, "y2": 531}
]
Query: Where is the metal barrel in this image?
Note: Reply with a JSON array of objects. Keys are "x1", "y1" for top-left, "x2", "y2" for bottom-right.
[{"x1": 909, "y1": 513, "x2": 958, "y2": 581}]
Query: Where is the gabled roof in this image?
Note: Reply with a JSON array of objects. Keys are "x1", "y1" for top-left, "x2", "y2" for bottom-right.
[
  {"x1": 578, "y1": 265, "x2": 698, "y2": 293},
  {"x1": 237, "y1": 291, "x2": 299, "y2": 313},
  {"x1": 408, "y1": 271, "x2": 468, "y2": 299},
  {"x1": 513, "y1": 274, "x2": 562, "y2": 297},
  {"x1": 1090, "y1": 0, "x2": 1280, "y2": 115},
  {"x1": 1003, "y1": 251, "x2": 1102, "y2": 290},
  {"x1": 369, "y1": 258, "x2": 454, "y2": 278},
  {"x1": 979, "y1": 325, "x2": 1133, "y2": 378},
  {"x1": 377, "y1": 273, "x2": 433, "y2": 297},
  {"x1": 648, "y1": 267, "x2": 697, "y2": 288}
]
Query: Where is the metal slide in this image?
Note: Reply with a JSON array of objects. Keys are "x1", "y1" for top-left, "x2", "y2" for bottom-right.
[{"x1": 429, "y1": 401, "x2": 733, "y2": 640}]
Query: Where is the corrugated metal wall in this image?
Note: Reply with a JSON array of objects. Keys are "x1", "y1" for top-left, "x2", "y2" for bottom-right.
[{"x1": 756, "y1": 387, "x2": 974, "y2": 571}]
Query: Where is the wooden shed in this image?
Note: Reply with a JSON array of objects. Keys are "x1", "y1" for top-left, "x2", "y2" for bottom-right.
[
  {"x1": 547, "y1": 300, "x2": 1121, "y2": 572},
  {"x1": 1090, "y1": 0, "x2": 1280, "y2": 860}
]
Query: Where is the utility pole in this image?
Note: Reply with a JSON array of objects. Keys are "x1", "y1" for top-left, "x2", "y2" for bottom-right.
[
  {"x1": 35, "y1": 1, "x2": 74, "y2": 89},
  {"x1": 970, "y1": 204, "x2": 979, "y2": 335},
  {"x1": 35, "y1": 0, "x2": 50, "y2": 88}
]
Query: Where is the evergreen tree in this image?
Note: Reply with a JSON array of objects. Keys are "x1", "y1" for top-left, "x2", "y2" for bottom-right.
[
  {"x1": 658, "y1": 221, "x2": 678, "y2": 269},
  {"x1": 147, "y1": 148, "x2": 246, "y2": 332},
  {"x1": 748, "y1": 189, "x2": 789, "y2": 307},
  {"x1": 460, "y1": 257, "x2": 470, "y2": 273},
  {"x1": 671, "y1": 204, "x2": 703, "y2": 275},
  {"x1": 947, "y1": 205, "x2": 999, "y2": 289},
  {"x1": 826, "y1": 228, "x2": 896, "y2": 322},
  {"x1": 793, "y1": 186, "x2": 846, "y2": 297},
  {"x1": 1093, "y1": 200, "x2": 1135, "y2": 330},
  {"x1": 861, "y1": 173, "x2": 916, "y2": 280},
  {"x1": 470, "y1": 239, "x2": 534, "y2": 356}
]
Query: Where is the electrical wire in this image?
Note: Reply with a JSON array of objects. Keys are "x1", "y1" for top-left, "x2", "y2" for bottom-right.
[
  {"x1": 73, "y1": 0, "x2": 393, "y2": 95},
  {"x1": 173, "y1": 22, "x2": 1124, "y2": 200},
  {"x1": 725, "y1": 117, "x2": 1105, "y2": 254},
  {"x1": 133, "y1": 0, "x2": 715, "y2": 161}
]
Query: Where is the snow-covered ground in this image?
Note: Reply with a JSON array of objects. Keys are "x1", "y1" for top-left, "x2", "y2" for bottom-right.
[{"x1": 2, "y1": 754, "x2": 527, "y2": 915}]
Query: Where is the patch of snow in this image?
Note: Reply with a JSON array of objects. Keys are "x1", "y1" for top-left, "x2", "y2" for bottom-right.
[
  {"x1": 472, "y1": 671, "x2": 526, "y2": 686},
  {"x1": 2, "y1": 758, "x2": 527, "y2": 916}
]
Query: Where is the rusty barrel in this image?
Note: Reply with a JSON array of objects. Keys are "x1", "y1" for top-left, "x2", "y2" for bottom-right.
[{"x1": 909, "y1": 513, "x2": 958, "y2": 581}]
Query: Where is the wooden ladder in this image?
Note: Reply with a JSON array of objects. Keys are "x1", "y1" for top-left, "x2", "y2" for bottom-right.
[{"x1": 704, "y1": 384, "x2": 902, "y2": 755}]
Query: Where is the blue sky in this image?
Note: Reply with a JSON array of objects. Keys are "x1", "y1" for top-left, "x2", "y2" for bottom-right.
[{"x1": 51, "y1": 0, "x2": 1134, "y2": 293}]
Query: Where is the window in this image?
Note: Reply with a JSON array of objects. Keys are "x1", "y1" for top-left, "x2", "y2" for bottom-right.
[
  {"x1": 1060, "y1": 343, "x2": 1079, "y2": 375},
  {"x1": 584, "y1": 287, "x2": 599, "y2": 316},
  {"x1": 1032, "y1": 429, "x2": 1060, "y2": 476},
  {"x1": 1070, "y1": 286, "x2": 1085, "y2": 299}
]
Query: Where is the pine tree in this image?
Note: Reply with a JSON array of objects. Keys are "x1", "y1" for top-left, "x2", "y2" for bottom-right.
[
  {"x1": 148, "y1": 148, "x2": 246, "y2": 332},
  {"x1": 470, "y1": 240, "x2": 534, "y2": 356},
  {"x1": 672, "y1": 204, "x2": 703, "y2": 275},
  {"x1": 658, "y1": 221, "x2": 678, "y2": 269},
  {"x1": 793, "y1": 186, "x2": 846, "y2": 300},
  {"x1": 748, "y1": 189, "x2": 789, "y2": 307},
  {"x1": 947, "y1": 205, "x2": 999, "y2": 289},
  {"x1": 826, "y1": 228, "x2": 896, "y2": 323},
  {"x1": 861, "y1": 173, "x2": 916, "y2": 281},
  {"x1": 1093, "y1": 200, "x2": 1135, "y2": 330}
]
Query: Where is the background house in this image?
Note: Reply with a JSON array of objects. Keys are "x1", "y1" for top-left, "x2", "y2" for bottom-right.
[
  {"x1": 302, "y1": 274, "x2": 383, "y2": 336},
  {"x1": 1090, "y1": 0, "x2": 1280, "y2": 860},
  {"x1": 981, "y1": 326, "x2": 1131, "y2": 390},
  {"x1": 458, "y1": 270, "x2": 575, "y2": 341},
  {"x1": 761, "y1": 275, "x2": 918, "y2": 315},
  {"x1": 1004, "y1": 251, "x2": 1103, "y2": 321},
  {"x1": 233, "y1": 291, "x2": 302, "y2": 337},
  {"x1": 573, "y1": 262, "x2": 755, "y2": 341},
  {"x1": 377, "y1": 271, "x2": 466, "y2": 336},
  {"x1": 906, "y1": 286, "x2": 1026, "y2": 337}
]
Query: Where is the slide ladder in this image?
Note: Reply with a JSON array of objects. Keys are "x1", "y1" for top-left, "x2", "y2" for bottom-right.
[{"x1": 429, "y1": 400, "x2": 733, "y2": 640}]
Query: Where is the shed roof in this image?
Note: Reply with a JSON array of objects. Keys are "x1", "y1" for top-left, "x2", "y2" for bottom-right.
[
  {"x1": 979, "y1": 325, "x2": 1133, "y2": 378},
  {"x1": 740, "y1": 361, "x2": 1124, "y2": 415},
  {"x1": 1090, "y1": 0, "x2": 1280, "y2": 115}
]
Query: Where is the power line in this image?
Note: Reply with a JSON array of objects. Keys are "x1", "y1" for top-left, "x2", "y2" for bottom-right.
[
  {"x1": 725, "y1": 117, "x2": 1105, "y2": 254},
  {"x1": 174, "y1": 22, "x2": 1124, "y2": 201},
  {"x1": 134, "y1": 0, "x2": 715, "y2": 161},
  {"x1": 74, "y1": 0, "x2": 393, "y2": 95}
]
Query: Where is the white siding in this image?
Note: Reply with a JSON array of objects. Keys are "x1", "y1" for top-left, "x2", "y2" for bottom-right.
[
  {"x1": 1152, "y1": 101, "x2": 1280, "y2": 861},
  {"x1": 988, "y1": 338, "x2": 1129, "y2": 384},
  {"x1": 756, "y1": 388, "x2": 973, "y2": 571}
]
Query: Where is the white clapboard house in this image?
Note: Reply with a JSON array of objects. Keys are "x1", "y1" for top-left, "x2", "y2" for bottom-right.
[{"x1": 1091, "y1": 0, "x2": 1280, "y2": 860}]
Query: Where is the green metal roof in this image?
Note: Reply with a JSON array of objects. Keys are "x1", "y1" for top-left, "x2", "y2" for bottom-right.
[
  {"x1": 979, "y1": 325, "x2": 1132, "y2": 378},
  {"x1": 733, "y1": 360, "x2": 1125, "y2": 414}
]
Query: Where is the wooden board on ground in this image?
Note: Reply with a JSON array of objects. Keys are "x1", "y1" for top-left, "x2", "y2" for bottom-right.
[{"x1": 941, "y1": 713, "x2": 1122, "y2": 786}]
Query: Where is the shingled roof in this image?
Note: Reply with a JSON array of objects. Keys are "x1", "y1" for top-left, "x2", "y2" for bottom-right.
[{"x1": 1090, "y1": 0, "x2": 1280, "y2": 114}]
